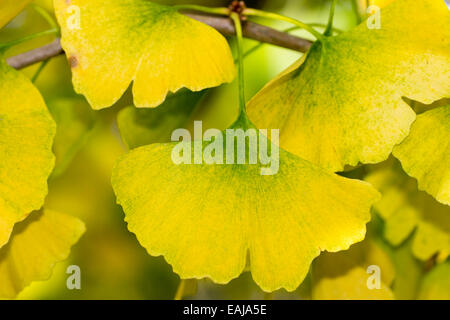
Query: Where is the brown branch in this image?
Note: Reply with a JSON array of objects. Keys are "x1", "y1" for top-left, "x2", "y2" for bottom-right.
[
  {"x1": 7, "y1": 13, "x2": 313, "y2": 70},
  {"x1": 7, "y1": 39, "x2": 63, "y2": 69},
  {"x1": 185, "y1": 13, "x2": 312, "y2": 52}
]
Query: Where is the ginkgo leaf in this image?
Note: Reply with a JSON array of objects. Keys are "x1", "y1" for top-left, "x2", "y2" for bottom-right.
[
  {"x1": 312, "y1": 232, "x2": 395, "y2": 300},
  {"x1": 393, "y1": 105, "x2": 450, "y2": 206},
  {"x1": 0, "y1": 0, "x2": 32, "y2": 29},
  {"x1": 117, "y1": 89, "x2": 205, "y2": 149},
  {"x1": 53, "y1": 0, "x2": 235, "y2": 110},
  {"x1": 112, "y1": 117, "x2": 379, "y2": 292},
  {"x1": 247, "y1": 0, "x2": 450, "y2": 172},
  {"x1": 365, "y1": 159, "x2": 450, "y2": 261},
  {"x1": 0, "y1": 59, "x2": 55, "y2": 248},
  {"x1": 0, "y1": 209, "x2": 85, "y2": 299},
  {"x1": 418, "y1": 261, "x2": 450, "y2": 300}
]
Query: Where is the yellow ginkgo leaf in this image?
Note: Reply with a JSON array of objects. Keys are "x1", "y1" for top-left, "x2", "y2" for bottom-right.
[
  {"x1": 53, "y1": 0, "x2": 235, "y2": 110},
  {"x1": 312, "y1": 235, "x2": 395, "y2": 300},
  {"x1": 112, "y1": 120, "x2": 379, "y2": 292},
  {"x1": 393, "y1": 105, "x2": 450, "y2": 206},
  {"x1": 0, "y1": 0, "x2": 32, "y2": 29},
  {"x1": 0, "y1": 209, "x2": 85, "y2": 299},
  {"x1": 247, "y1": 0, "x2": 450, "y2": 172},
  {"x1": 365, "y1": 159, "x2": 450, "y2": 261},
  {"x1": 0, "y1": 59, "x2": 56, "y2": 248}
]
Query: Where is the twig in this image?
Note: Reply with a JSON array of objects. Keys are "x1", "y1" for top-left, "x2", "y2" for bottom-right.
[
  {"x1": 7, "y1": 39, "x2": 63, "y2": 69},
  {"x1": 185, "y1": 13, "x2": 313, "y2": 52},
  {"x1": 7, "y1": 13, "x2": 313, "y2": 70}
]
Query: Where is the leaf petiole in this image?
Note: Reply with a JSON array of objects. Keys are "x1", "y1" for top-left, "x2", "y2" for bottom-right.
[
  {"x1": 324, "y1": 0, "x2": 338, "y2": 36},
  {"x1": 31, "y1": 59, "x2": 50, "y2": 83},
  {"x1": 242, "y1": 8, "x2": 325, "y2": 42},
  {"x1": 0, "y1": 28, "x2": 59, "y2": 51},
  {"x1": 230, "y1": 12, "x2": 246, "y2": 117}
]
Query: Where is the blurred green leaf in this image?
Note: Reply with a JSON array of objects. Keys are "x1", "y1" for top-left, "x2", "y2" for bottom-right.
[{"x1": 117, "y1": 89, "x2": 206, "y2": 149}]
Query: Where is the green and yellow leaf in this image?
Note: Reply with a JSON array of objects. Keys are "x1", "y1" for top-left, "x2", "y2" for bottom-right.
[
  {"x1": 0, "y1": 59, "x2": 55, "y2": 248},
  {"x1": 247, "y1": 0, "x2": 450, "y2": 172},
  {"x1": 0, "y1": 0, "x2": 32, "y2": 29},
  {"x1": 393, "y1": 105, "x2": 450, "y2": 206},
  {"x1": 112, "y1": 117, "x2": 379, "y2": 292},
  {"x1": 53, "y1": 0, "x2": 235, "y2": 110},
  {"x1": 0, "y1": 209, "x2": 85, "y2": 299}
]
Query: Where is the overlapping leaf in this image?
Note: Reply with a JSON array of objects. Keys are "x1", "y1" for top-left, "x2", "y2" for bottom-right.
[
  {"x1": 112, "y1": 115, "x2": 379, "y2": 292},
  {"x1": 247, "y1": 0, "x2": 450, "y2": 172},
  {"x1": 0, "y1": 59, "x2": 55, "y2": 248},
  {"x1": 0, "y1": 209, "x2": 85, "y2": 299},
  {"x1": 53, "y1": 0, "x2": 235, "y2": 110},
  {"x1": 393, "y1": 105, "x2": 450, "y2": 205}
]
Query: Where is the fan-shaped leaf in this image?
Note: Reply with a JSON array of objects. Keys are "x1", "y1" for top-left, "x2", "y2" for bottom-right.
[
  {"x1": 247, "y1": 0, "x2": 450, "y2": 172},
  {"x1": 0, "y1": 209, "x2": 85, "y2": 299},
  {"x1": 393, "y1": 105, "x2": 450, "y2": 205},
  {"x1": 54, "y1": 0, "x2": 235, "y2": 110},
  {"x1": 0, "y1": 60, "x2": 55, "y2": 248},
  {"x1": 112, "y1": 117, "x2": 379, "y2": 292}
]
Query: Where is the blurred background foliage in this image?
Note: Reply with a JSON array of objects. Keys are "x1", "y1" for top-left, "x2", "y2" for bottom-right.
[{"x1": 0, "y1": 0, "x2": 448, "y2": 299}]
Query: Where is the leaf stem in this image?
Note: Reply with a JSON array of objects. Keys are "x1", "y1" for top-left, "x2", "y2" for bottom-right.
[
  {"x1": 243, "y1": 8, "x2": 325, "y2": 42},
  {"x1": 173, "y1": 4, "x2": 230, "y2": 16},
  {"x1": 230, "y1": 13, "x2": 246, "y2": 116},
  {"x1": 31, "y1": 59, "x2": 50, "y2": 83},
  {"x1": 0, "y1": 28, "x2": 59, "y2": 51},
  {"x1": 324, "y1": 0, "x2": 338, "y2": 36}
]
